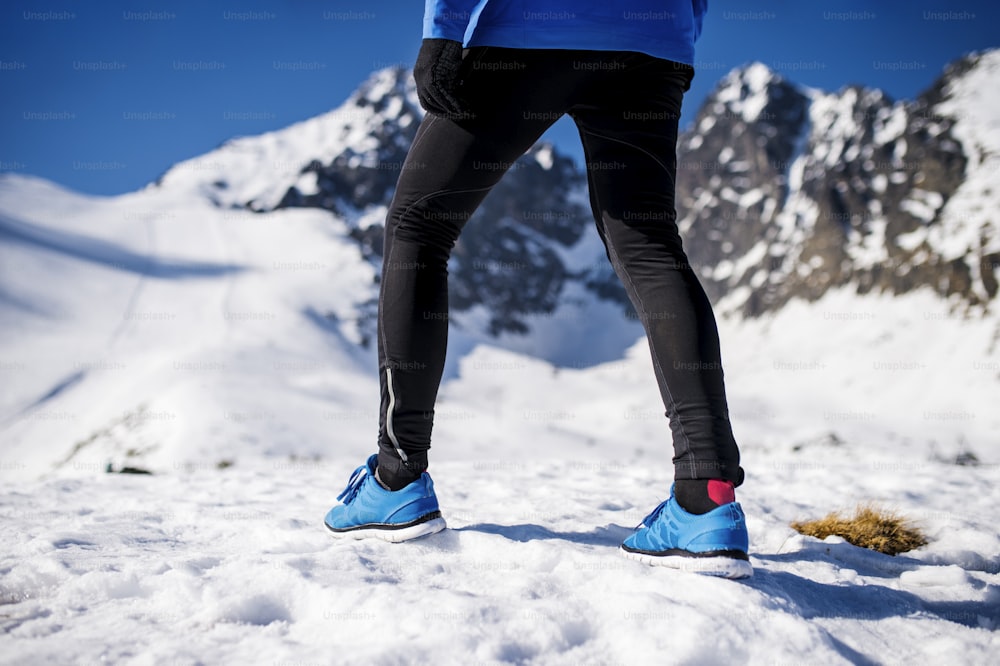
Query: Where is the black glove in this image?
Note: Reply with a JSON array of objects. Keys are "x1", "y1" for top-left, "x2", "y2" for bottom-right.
[{"x1": 413, "y1": 38, "x2": 468, "y2": 118}]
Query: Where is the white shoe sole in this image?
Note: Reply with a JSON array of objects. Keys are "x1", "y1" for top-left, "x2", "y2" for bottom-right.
[
  {"x1": 620, "y1": 547, "x2": 753, "y2": 579},
  {"x1": 326, "y1": 516, "x2": 447, "y2": 543}
]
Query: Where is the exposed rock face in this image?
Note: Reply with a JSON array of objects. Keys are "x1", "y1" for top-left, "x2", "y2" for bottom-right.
[{"x1": 676, "y1": 53, "x2": 996, "y2": 317}]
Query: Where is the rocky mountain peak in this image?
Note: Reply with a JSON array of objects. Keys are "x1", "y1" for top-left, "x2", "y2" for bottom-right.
[
  {"x1": 712, "y1": 62, "x2": 796, "y2": 122},
  {"x1": 349, "y1": 65, "x2": 417, "y2": 113},
  {"x1": 677, "y1": 50, "x2": 998, "y2": 317}
]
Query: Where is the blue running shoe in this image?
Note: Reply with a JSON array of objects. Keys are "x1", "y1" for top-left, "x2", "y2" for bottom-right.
[
  {"x1": 324, "y1": 454, "x2": 446, "y2": 542},
  {"x1": 621, "y1": 487, "x2": 752, "y2": 579}
]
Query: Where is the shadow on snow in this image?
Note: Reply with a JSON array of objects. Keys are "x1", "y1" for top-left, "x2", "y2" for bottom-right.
[{"x1": 0, "y1": 213, "x2": 245, "y2": 278}]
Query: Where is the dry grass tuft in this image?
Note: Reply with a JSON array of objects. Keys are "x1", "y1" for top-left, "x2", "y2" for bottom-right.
[{"x1": 791, "y1": 504, "x2": 928, "y2": 556}]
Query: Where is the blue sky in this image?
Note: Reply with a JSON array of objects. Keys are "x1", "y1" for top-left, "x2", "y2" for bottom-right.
[{"x1": 1, "y1": 0, "x2": 997, "y2": 195}]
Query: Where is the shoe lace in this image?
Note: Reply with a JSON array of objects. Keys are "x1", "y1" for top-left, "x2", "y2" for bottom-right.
[
  {"x1": 336, "y1": 463, "x2": 370, "y2": 505},
  {"x1": 636, "y1": 499, "x2": 670, "y2": 529}
]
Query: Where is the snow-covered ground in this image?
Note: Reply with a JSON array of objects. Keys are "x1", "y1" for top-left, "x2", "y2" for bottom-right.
[
  {"x1": 1, "y1": 455, "x2": 998, "y2": 664},
  {"x1": 1, "y1": 162, "x2": 999, "y2": 662}
]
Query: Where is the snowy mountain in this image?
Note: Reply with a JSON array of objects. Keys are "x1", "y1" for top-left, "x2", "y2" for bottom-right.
[
  {"x1": 679, "y1": 50, "x2": 1000, "y2": 317},
  {"x1": 1, "y1": 49, "x2": 999, "y2": 665}
]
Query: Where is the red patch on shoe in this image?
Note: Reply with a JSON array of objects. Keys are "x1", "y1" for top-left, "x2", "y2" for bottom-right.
[{"x1": 707, "y1": 479, "x2": 735, "y2": 505}]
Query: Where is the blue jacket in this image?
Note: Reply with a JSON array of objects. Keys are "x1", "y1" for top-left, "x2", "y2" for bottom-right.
[{"x1": 424, "y1": 0, "x2": 707, "y2": 66}]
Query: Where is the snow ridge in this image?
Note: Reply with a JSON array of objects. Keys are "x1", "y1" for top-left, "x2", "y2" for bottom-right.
[{"x1": 154, "y1": 67, "x2": 421, "y2": 212}]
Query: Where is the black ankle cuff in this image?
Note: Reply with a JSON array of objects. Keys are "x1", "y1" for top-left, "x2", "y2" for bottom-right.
[
  {"x1": 376, "y1": 451, "x2": 428, "y2": 491},
  {"x1": 674, "y1": 479, "x2": 718, "y2": 515}
]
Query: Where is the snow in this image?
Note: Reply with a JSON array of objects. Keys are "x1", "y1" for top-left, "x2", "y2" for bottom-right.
[
  {"x1": 714, "y1": 62, "x2": 776, "y2": 123},
  {"x1": 533, "y1": 144, "x2": 554, "y2": 170},
  {"x1": 154, "y1": 67, "x2": 420, "y2": 212},
  {"x1": 451, "y1": 284, "x2": 645, "y2": 369},
  {"x1": 737, "y1": 63, "x2": 774, "y2": 122},
  {"x1": 807, "y1": 88, "x2": 863, "y2": 168},
  {"x1": 1, "y1": 419, "x2": 998, "y2": 664},
  {"x1": 900, "y1": 189, "x2": 944, "y2": 223},
  {"x1": 729, "y1": 240, "x2": 769, "y2": 284},
  {"x1": 874, "y1": 104, "x2": 908, "y2": 146},
  {"x1": 712, "y1": 259, "x2": 734, "y2": 281},
  {"x1": 893, "y1": 137, "x2": 909, "y2": 165},
  {"x1": 896, "y1": 227, "x2": 929, "y2": 252},
  {"x1": 294, "y1": 170, "x2": 321, "y2": 197},
  {"x1": 846, "y1": 217, "x2": 889, "y2": 270},
  {"x1": 937, "y1": 50, "x2": 1000, "y2": 172},
  {"x1": 871, "y1": 173, "x2": 888, "y2": 193},
  {"x1": 0, "y1": 173, "x2": 378, "y2": 477}
]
